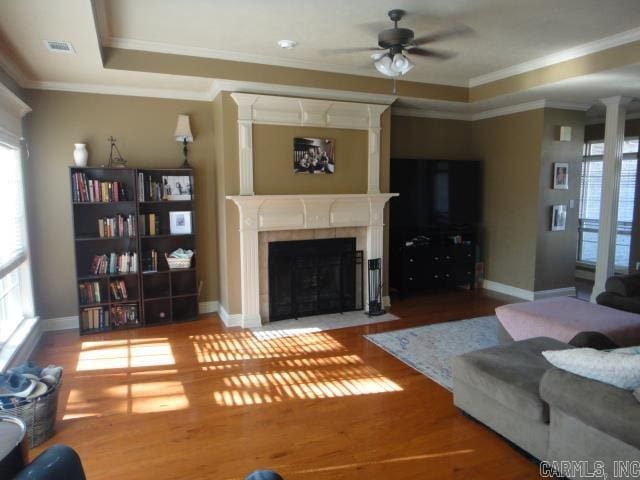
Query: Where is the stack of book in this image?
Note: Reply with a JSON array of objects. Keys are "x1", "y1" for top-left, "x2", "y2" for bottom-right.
[
  {"x1": 78, "y1": 281, "x2": 102, "y2": 305},
  {"x1": 72, "y1": 172, "x2": 128, "y2": 203},
  {"x1": 111, "y1": 305, "x2": 138, "y2": 327},
  {"x1": 90, "y1": 252, "x2": 138, "y2": 275},
  {"x1": 109, "y1": 279, "x2": 129, "y2": 301},
  {"x1": 142, "y1": 249, "x2": 158, "y2": 272},
  {"x1": 81, "y1": 307, "x2": 108, "y2": 330},
  {"x1": 137, "y1": 173, "x2": 192, "y2": 201},
  {"x1": 98, "y1": 214, "x2": 136, "y2": 238},
  {"x1": 138, "y1": 213, "x2": 160, "y2": 236}
]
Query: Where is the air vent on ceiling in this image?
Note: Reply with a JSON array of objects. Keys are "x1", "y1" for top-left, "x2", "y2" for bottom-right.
[{"x1": 43, "y1": 40, "x2": 75, "y2": 54}]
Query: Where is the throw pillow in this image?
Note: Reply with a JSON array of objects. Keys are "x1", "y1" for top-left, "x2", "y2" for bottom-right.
[{"x1": 542, "y1": 347, "x2": 640, "y2": 391}]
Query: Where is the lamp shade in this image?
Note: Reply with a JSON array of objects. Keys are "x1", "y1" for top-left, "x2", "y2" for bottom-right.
[{"x1": 174, "y1": 114, "x2": 193, "y2": 142}]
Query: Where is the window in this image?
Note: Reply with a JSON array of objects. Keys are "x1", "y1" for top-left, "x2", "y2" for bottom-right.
[
  {"x1": 0, "y1": 143, "x2": 32, "y2": 344},
  {"x1": 578, "y1": 138, "x2": 639, "y2": 269}
]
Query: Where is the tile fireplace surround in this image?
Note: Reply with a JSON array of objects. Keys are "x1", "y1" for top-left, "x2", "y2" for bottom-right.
[{"x1": 226, "y1": 93, "x2": 397, "y2": 328}]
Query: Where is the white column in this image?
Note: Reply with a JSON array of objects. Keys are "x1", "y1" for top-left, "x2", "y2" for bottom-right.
[
  {"x1": 591, "y1": 96, "x2": 632, "y2": 301},
  {"x1": 230, "y1": 93, "x2": 259, "y2": 196},
  {"x1": 235, "y1": 198, "x2": 264, "y2": 327},
  {"x1": 365, "y1": 197, "x2": 387, "y2": 311},
  {"x1": 367, "y1": 105, "x2": 387, "y2": 195}
]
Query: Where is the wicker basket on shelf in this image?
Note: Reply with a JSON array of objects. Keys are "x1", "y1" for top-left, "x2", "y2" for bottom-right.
[
  {"x1": 2, "y1": 380, "x2": 62, "y2": 448},
  {"x1": 165, "y1": 253, "x2": 192, "y2": 270}
]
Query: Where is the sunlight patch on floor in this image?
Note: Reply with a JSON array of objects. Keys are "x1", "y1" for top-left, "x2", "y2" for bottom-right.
[{"x1": 77, "y1": 338, "x2": 175, "y2": 371}]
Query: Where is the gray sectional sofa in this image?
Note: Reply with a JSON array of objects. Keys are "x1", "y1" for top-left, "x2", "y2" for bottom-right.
[{"x1": 452, "y1": 337, "x2": 640, "y2": 479}]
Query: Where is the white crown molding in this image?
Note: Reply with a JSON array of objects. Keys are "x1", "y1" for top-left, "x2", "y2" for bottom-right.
[
  {"x1": 391, "y1": 107, "x2": 472, "y2": 121},
  {"x1": 107, "y1": 36, "x2": 400, "y2": 83},
  {"x1": 24, "y1": 80, "x2": 214, "y2": 102},
  {"x1": 0, "y1": 82, "x2": 31, "y2": 117},
  {"x1": 210, "y1": 79, "x2": 397, "y2": 105},
  {"x1": 471, "y1": 99, "x2": 590, "y2": 121},
  {"x1": 469, "y1": 26, "x2": 640, "y2": 87},
  {"x1": 0, "y1": 54, "x2": 29, "y2": 88}
]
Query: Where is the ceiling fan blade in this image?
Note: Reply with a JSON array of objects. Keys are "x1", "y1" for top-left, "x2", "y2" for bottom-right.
[
  {"x1": 318, "y1": 47, "x2": 383, "y2": 55},
  {"x1": 411, "y1": 24, "x2": 474, "y2": 46},
  {"x1": 405, "y1": 47, "x2": 457, "y2": 60}
]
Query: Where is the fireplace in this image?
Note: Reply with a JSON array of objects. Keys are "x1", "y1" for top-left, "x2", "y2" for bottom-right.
[{"x1": 268, "y1": 238, "x2": 363, "y2": 321}]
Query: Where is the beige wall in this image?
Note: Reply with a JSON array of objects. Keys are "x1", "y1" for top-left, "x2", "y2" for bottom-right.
[
  {"x1": 253, "y1": 125, "x2": 368, "y2": 195},
  {"x1": 472, "y1": 109, "x2": 545, "y2": 291},
  {"x1": 391, "y1": 116, "x2": 473, "y2": 160},
  {"x1": 534, "y1": 109, "x2": 586, "y2": 291},
  {"x1": 24, "y1": 90, "x2": 219, "y2": 319}
]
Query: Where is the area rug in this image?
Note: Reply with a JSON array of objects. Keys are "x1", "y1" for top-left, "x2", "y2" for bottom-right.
[
  {"x1": 365, "y1": 316, "x2": 499, "y2": 390},
  {"x1": 251, "y1": 311, "x2": 400, "y2": 340}
]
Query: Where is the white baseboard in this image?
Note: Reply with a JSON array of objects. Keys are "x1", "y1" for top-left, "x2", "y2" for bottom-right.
[
  {"x1": 42, "y1": 315, "x2": 79, "y2": 332},
  {"x1": 218, "y1": 304, "x2": 242, "y2": 327},
  {"x1": 198, "y1": 300, "x2": 219, "y2": 314},
  {"x1": 383, "y1": 295, "x2": 391, "y2": 307},
  {"x1": 482, "y1": 280, "x2": 535, "y2": 301},
  {"x1": 533, "y1": 287, "x2": 577, "y2": 300}
]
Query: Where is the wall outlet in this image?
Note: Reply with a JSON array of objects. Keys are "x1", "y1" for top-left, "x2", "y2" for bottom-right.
[{"x1": 569, "y1": 199, "x2": 575, "y2": 209}]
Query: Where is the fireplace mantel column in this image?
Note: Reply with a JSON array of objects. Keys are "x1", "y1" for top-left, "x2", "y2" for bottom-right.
[
  {"x1": 365, "y1": 196, "x2": 387, "y2": 311},
  {"x1": 236, "y1": 197, "x2": 264, "y2": 327}
]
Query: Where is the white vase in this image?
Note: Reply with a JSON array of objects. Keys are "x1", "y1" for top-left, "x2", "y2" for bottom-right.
[{"x1": 73, "y1": 144, "x2": 88, "y2": 167}]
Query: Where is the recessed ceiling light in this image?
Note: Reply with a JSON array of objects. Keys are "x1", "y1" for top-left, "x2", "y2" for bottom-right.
[
  {"x1": 43, "y1": 40, "x2": 75, "y2": 54},
  {"x1": 277, "y1": 39, "x2": 297, "y2": 49}
]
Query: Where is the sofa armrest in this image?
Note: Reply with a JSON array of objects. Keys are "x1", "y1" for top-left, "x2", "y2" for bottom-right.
[
  {"x1": 540, "y1": 368, "x2": 640, "y2": 448},
  {"x1": 596, "y1": 291, "x2": 640, "y2": 314},
  {"x1": 604, "y1": 273, "x2": 640, "y2": 297}
]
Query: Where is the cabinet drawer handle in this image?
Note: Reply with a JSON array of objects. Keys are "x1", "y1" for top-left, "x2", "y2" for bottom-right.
[
  {"x1": 409, "y1": 277, "x2": 413, "y2": 281},
  {"x1": 434, "y1": 256, "x2": 439, "y2": 260},
  {"x1": 434, "y1": 274, "x2": 439, "y2": 278},
  {"x1": 445, "y1": 274, "x2": 451, "y2": 278},
  {"x1": 445, "y1": 255, "x2": 451, "y2": 260},
  {"x1": 467, "y1": 253, "x2": 472, "y2": 257},
  {"x1": 409, "y1": 258, "x2": 414, "y2": 263}
]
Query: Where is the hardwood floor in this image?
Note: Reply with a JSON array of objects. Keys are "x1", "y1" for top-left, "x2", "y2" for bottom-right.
[{"x1": 33, "y1": 289, "x2": 541, "y2": 479}]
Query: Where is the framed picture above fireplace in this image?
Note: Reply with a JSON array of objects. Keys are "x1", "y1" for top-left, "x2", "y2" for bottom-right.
[{"x1": 293, "y1": 137, "x2": 335, "y2": 174}]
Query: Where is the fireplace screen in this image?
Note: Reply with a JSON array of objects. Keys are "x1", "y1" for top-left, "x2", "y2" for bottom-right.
[{"x1": 268, "y1": 238, "x2": 363, "y2": 321}]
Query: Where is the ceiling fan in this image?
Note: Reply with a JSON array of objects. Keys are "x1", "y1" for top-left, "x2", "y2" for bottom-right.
[{"x1": 325, "y1": 9, "x2": 471, "y2": 78}]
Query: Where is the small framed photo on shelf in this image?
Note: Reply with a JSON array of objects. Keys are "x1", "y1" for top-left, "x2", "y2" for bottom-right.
[
  {"x1": 169, "y1": 211, "x2": 192, "y2": 234},
  {"x1": 553, "y1": 162, "x2": 569, "y2": 189},
  {"x1": 551, "y1": 205, "x2": 567, "y2": 231},
  {"x1": 162, "y1": 175, "x2": 193, "y2": 200},
  {"x1": 293, "y1": 137, "x2": 335, "y2": 174}
]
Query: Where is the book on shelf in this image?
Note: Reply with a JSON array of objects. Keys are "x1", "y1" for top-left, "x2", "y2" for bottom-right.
[
  {"x1": 79, "y1": 281, "x2": 102, "y2": 305},
  {"x1": 142, "y1": 249, "x2": 158, "y2": 272},
  {"x1": 90, "y1": 252, "x2": 138, "y2": 275},
  {"x1": 111, "y1": 304, "x2": 138, "y2": 327},
  {"x1": 138, "y1": 172, "x2": 193, "y2": 201},
  {"x1": 81, "y1": 306, "x2": 109, "y2": 330},
  {"x1": 72, "y1": 172, "x2": 128, "y2": 203},
  {"x1": 109, "y1": 279, "x2": 129, "y2": 301},
  {"x1": 97, "y1": 214, "x2": 136, "y2": 238},
  {"x1": 138, "y1": 213, "x2": 160, "y2": 236}
]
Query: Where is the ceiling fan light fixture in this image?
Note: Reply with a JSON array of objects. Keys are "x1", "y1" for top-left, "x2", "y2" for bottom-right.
[
  {"x1": 374, "y1": 55, "x2": 399, "y2": 77},
  {"x1": 396, "y1": 54, "x2": 414, "y2": 75},
  {"x1": 392, "y1": 53, "x2": 408, "y2": 71}
]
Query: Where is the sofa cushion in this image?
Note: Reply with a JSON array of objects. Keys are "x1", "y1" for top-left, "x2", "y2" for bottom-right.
[
  {"x1": 542, "y1": 347, "x2": 640, "y2": 390},
  {"x1": 452, "y1": 336, "x2": 572, "y2": 422},
  {"x1": 540, "y1": 368, "x2": 640, "y2": 448},
  {"x1": 604, "y1": 273, "x2": 640, "y2": 297},
  {"x1": 596, "y1": 291, "x2": 640, "y2": 314}
]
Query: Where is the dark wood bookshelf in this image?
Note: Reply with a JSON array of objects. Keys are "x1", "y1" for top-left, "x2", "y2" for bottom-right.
[{"x1": 70, "y1": 166, "x2": 198, "y2": 334}]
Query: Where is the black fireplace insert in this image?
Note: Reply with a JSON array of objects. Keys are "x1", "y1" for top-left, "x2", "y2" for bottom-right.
[{"x1": 268, "y1": 238, "x2": 363, "y2": 321}]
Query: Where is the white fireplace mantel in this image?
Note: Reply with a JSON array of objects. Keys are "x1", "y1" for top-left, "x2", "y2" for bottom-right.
[{"x1": 227, "y1": 193, "x2": 397, "y2": 327}]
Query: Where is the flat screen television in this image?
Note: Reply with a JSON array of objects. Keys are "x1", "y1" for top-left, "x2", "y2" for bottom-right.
[{"x1": 390, "y1": 159, "x2": 482, "y2": 229}]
